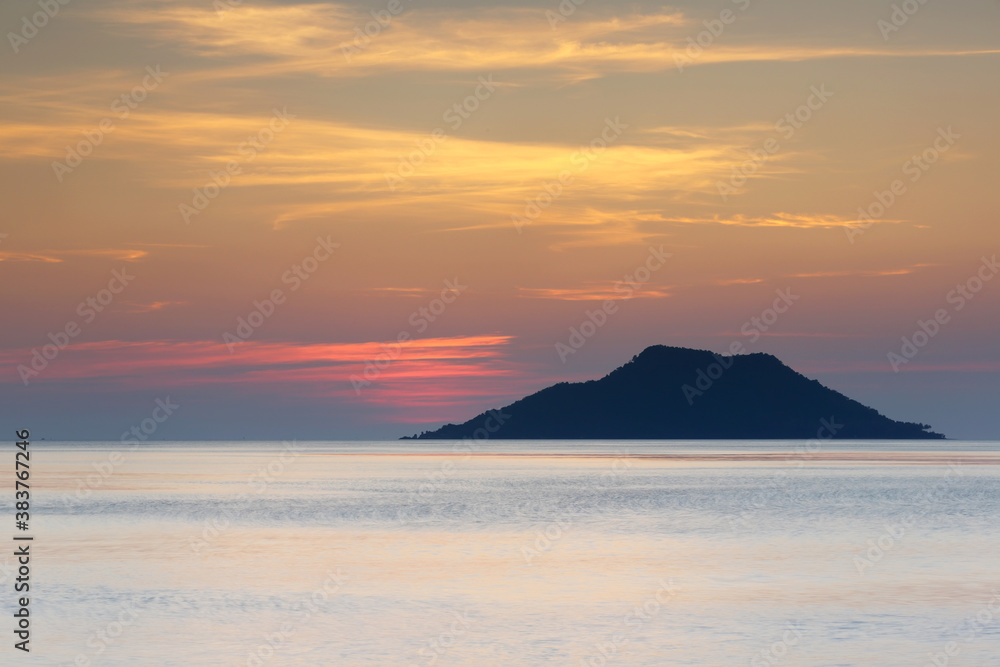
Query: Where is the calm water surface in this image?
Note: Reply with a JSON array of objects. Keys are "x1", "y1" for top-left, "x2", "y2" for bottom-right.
[{"x1": 10, "y1": 440, "x2": 1000, "y2": 666}]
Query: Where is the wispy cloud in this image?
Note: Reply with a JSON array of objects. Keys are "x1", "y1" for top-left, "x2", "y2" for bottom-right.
[
  {"x1": 0, "y1": 335, "x2": 518, "y2": 395},
  {"x1": 85, "y1": 2, "x2": 1000, "y2": 82},
  {"x1": 517, "y1": 285, "x2": 671, "y2": 301},
  {"x1": 363, "y1": 287, "x2": 436, "y2": 297},
  {"x1": 713, "y1": 277, "x2": 766, "y2": 286},
  {"x1": 789, "y1": 263, "x2": 938, "y2": 279},
  {"x1": 90, "y1": 4, "x2": 688, "y2": 80},
  {"x1": 0, "y1": 248, "x2": 149, "y2": 263},
  {"x1": 0, "y1": 251, "x2": 62, "y2": 263},
  {"x1": 0, "y1": 334, "x2": 539, "y2": 425},
  {"x1": 705, "y1": 263, "x2": 937, "y2": 287},
  {"x1": 663, "y1": 212, "x2": 889, "y2": 229},
  {"x1": 120, "y1": 301, "x2": 186, "y2": 313}
]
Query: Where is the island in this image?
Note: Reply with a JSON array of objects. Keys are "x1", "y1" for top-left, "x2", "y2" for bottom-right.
[{"x1": 402, "y1": 345, "x2": 945, "y2": 440}]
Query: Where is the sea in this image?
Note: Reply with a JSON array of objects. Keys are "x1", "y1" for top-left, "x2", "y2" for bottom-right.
[{"x1": 8, "y1": 440, "x2": 1000, "y2": 666}]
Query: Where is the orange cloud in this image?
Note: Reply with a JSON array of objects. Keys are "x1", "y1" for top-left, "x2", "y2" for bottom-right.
[
  {"x1": 713, "y1": 278, "x2": 766, "y2": 286},
  {"x1": 0, "y1": 248, "x2": 149, "y2": 263},
  {"x1": 120, "y1": 301, "x2": 186, "y2": 313},
  {"x1": 663, "y1": 213, "x2": 885, "y2": 229},
  {"x1": 705, "y1": 263, "x2": 937, "y2": 287},
  {"x1": 517, "y1": 285, "x2": 671, "y2": 301},
  {"x1": 789, "y1": 264, "x2": 937, "y2": 279},
  {"x1": 0, "y1": 251, "x2": 62, "y2": 263}
]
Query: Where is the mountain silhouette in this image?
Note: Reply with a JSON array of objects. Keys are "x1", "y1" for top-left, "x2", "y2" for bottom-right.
[{"x1": 402, "y1": 346, "x2": 944, "y2": 440}]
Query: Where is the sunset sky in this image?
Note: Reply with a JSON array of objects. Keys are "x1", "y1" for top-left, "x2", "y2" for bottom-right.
[{"x1": 2, "y1": 0, "x2": 998, "y2": 440}]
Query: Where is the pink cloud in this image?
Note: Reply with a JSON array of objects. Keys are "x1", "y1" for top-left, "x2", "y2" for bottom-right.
[{"x1": 3, "y1": 335, "x2": 536, "y2": 423}]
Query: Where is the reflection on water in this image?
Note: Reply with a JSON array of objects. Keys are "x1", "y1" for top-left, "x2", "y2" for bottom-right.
[{"x1": 13, "y1": 441, "x2": 1000, "y2": 665}]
